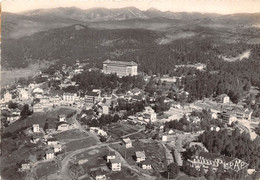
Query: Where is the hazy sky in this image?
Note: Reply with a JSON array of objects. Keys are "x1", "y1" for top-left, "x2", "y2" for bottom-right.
[{"x1": 2, "y1": 0, "x2": 260, "y2": 14}]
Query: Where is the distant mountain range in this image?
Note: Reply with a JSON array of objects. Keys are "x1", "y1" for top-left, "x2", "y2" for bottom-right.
[
  {"x1": 20, "y1": 6, "x2": 220, "y2": 21},
  {"x1": 2, "y1": 7, "x2": 260, "y2": 70},
  {"x1": 2, "y1": 7, "x2": 260, "y2": 39}
]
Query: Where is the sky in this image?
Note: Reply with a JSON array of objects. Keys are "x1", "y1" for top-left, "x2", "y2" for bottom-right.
[{"x1": 2, "y1": 0, "x2": 260, "y2": 14}]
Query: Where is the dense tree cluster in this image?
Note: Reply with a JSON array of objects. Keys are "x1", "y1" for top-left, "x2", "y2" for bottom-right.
[
  {"x1": 72, "y1": 71, "x2": 145, "y2": 94},
  {"x1": 198, "y1": 129, "x2": 260, "y2": 170},
  {"x1": 164, "y1": 109, "x2": 223, "y2": 132},
  {"x1": 115, "y1": 99, "x2": 145, "y2": 114},
  {"x1": 20, "y1": 104, "x2": 33, "y2": 119},
  {"x1": 85, "y1": 114, "x2": 120, "y2": 128},
  {"x1": 8, "y1": 101, "x2": 18, "y2": 109}
]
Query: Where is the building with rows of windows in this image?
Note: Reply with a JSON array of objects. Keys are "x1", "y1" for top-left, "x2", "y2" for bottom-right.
[{"x1": 103, "y1": 60, "x2": 138, "y2": 77}]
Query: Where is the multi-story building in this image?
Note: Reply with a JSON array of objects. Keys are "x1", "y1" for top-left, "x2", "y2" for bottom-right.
[
  {"x1": 63, "y1": 93, "x2": 77, "y2": 103},
  {"x1": 122, "y1": 138, "x2": 132, "y2": 148},
  {"x1": 187, "y1": 152, "x2": 248, "y2": 173},
  {"x1": 135, "y1": 151, "x2": 146, "y2": 163},
  {"x1": 103, "y1": 60, "x2": 138, "y2": 77},
  {"x1": 85, "y1": 91, "x2": 101, "y2": 104},
  {"x1": 219, "y1": 106, "x2": 253, "y2": 123},
  {"x1": 109, "y1": 158, "x2": 121, "y2": 171},
  {"x1": 46, "y1": 149, "x2": 55, "y2": 160},
  {"x1": 33, "y1": 124, "x2": 40, "y2": 133}
]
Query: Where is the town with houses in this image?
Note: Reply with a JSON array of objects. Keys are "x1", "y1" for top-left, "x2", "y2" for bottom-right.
[{"x1": 1, "y1": 58, "x2": 260, "y2": 180}]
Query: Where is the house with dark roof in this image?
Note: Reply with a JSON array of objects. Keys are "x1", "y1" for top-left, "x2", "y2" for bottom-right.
[
  {"x1": 90, "y1": 169, "x2": 106, "y2": 180},
  {"x1": 46, "y1": 149, "x2": 55, "y2": 160},
  {"x1": 57, "y1": 122, "x2": 69, "y2": 131},
  {"x1": 106, "y1": 151, "x2": 116, "y2": 163},
  {"x1": 109, "y1": 158, "x2": 121, "y2": 171},
  {"x1": 135, "y1": 151, "x2": 146, "y2": 163},
  {"x1": 47, "y1": 138, "x2": 58, "y2": 146},
  {"x1": 141, "y1": 159, "x2": 152, "y2": 170}
]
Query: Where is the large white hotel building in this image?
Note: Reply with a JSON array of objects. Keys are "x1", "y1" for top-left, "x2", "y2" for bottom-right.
[{"x1": 103, "y1": 60, "x2": 138, "y2": 77}]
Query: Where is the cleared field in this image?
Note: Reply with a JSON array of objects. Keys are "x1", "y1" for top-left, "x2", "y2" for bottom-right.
[
  {"x1": 107, "y1": 123, "x2": 140, "y2": 140},
  {"x1": 53, "y1": 129, "x2": 89, "y2": 141},
  {"x1": 127, "y1": 132, "x2": 149, "y2": 139},
  {"x1": 65, "y1": 137, "x2": 97, "y2": 152},
  {"x1": 36, "y1": 161, "x2": 59, "y2": 179},
  {"x1": 1, "y1": 62, "x2": 51, "y2": 86}
]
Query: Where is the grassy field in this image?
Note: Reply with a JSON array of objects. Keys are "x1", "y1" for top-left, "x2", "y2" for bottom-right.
[
  {"x1": 53, "y1": 129, "x2": 89, "y2": 141},
  {"x1": 4, "y1": 108, "x2": 76, "y2": 133},
  {"x1": 127, "y1": 131, "x2": 149, "y2": 140},
  {"x1": 65, "y1": 137, "x2": 97, "y2": 152},
  {"x1": 1, "y1": 62, "x2": 51, "y2": 86},
  {"x1": 111, "y1": 140, "x2": 167, "y2": 173},
  {"x1": 0, "y1": 164, "x2": 25, "y2": 180},
  {"x1": 77, "y1": 146, "x2": 138, "y2": 180},
  {"x1": 75, "y1": 146, "x2": 108, "y2": 177},
  {"x1": 36, "y1": 161, "x2": 59, "y2": 179},
  {"x1": 107, "y1": 123, "x2": 142, "y2": 140}
]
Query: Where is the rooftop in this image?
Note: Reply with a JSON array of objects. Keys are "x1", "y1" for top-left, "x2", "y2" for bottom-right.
[
  {"x1": 86, "y1": 91, "x2": 100, "y2": 97},
  {"x1": 103, "y1": 60, "x2": 137, "y2": 66},
  {"x1": 123, "y1": 138, "x2": 132, "y2": 143},
  {"x1": 135, "y1": 151, "x2": 146, "y2": 158},
  {"x1": 110, "y1": 158, "x2": 120, "y2": 164},
  {"x1": 47, "y1": 137, "x2": 57, "y2": 142},
  {"x1": 108, "y1": 151, "x2": 116, "y2": 156},
  {"x1": 91, "y1": 169, "x2": 106, "y2": 177},
  {"x1": 142, "y1": 159, "x2": 152, "y2": 165},
  {"x1": 197, "y1": 152, "x2": 234, "y2": 163},
  {"x1": 46, "y1": 149, "x2": 54, "y2": 154}
]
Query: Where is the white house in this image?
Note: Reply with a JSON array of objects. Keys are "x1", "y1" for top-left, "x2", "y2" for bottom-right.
[
  {"x1": 217, "y1": 94, "x2": 230, "y2": 104},
  {"x1": 109, "y1": 158, "x2": 121, "y2": 171},
  {"x1": 106, "y1": 151, "x2": 116, "y2": 162},
  {"x1": 46, "y1": 149, "x2": 55, "y2": 160},
  {"x1": 3, "y1": 92, "x2": 12, "y2": 102},
  {"x1": 102, "y1": 105, "x2": 109, "y2": 115},
  {"x1": 162, "y1": 135, "x2": 168, "y2": 142},
  {"x1": 135, "y1": 151, "x2": 146, "y2": 163},
  {"x1": 47, "y1": 138, "x2": 58, "y2": 146},
  {"x1": 141, "y1": 159, "x2": 152, "y2": 170},
  {"x1": 91, "y1": 169, "x2": 106, "y2": 180},
  {"x1": 19, "y1": 89, "x2": 29, "y2": 100},
  {"x1": 57, "y1": 122, "x2": 69, "y2": 131},
  {"x1": 21, "y1": 163, "x2": 31, "y2": 171},
  {"x1": 53, "y1": 144, "x2": 62, "y2": 153},
  {"x1": 33, "y1": 124, "x2": 40, "y2": 133},
  {"x1": 122, "y1": 138, "x2": 132, "y2": 148},
  {"x1": 58, "y1": 114, "x2": 66, "y2": 122}
]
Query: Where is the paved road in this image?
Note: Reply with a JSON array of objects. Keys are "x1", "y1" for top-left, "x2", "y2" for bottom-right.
[{"x1": 59, "y1": 141, "x2": 121, "y2": 180}]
